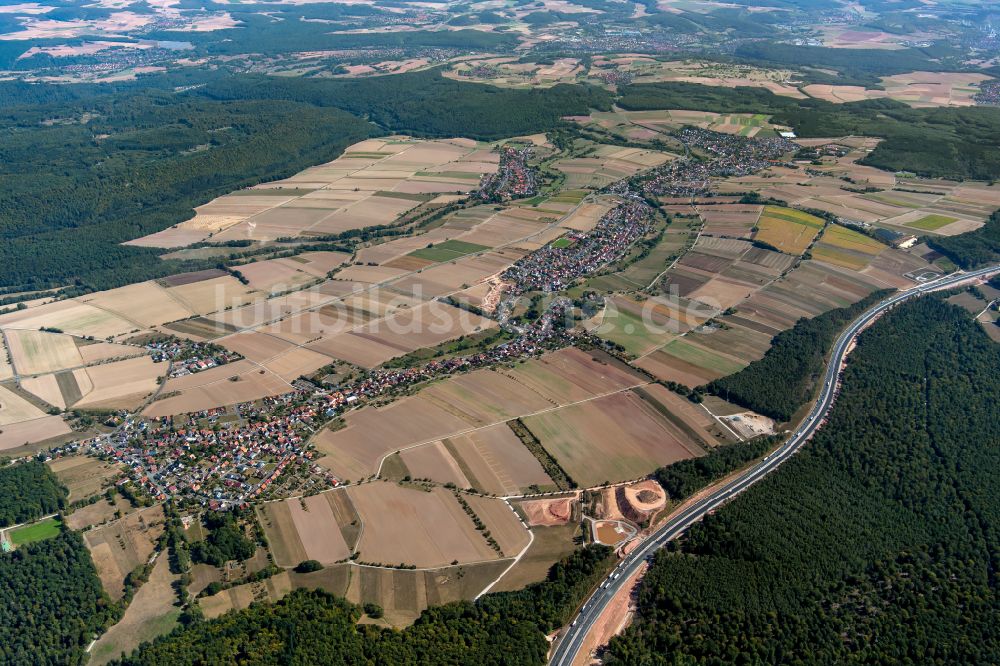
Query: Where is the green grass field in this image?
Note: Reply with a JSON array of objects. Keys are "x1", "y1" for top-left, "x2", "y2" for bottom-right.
[
  {"x1": 547, "y1": 190, "x2": 589, "y2": 204},
  {"x1": 9, "y1": 517, "x2": 62, "y2": 546},
  {"x1": 551, "y1": 237, "x2": 573, "y2": 249},
  {"x1": 907, "y1": 214, "x2": 957, "y2": 231},
  {"x1": 661, "y1": 338, "x2": 746, "y2": 376},
  {"x1": 596, "y1": 305, "x2": 678, "y2": 357},
  {"x1": 761, "y1": 206, "x2": 825, "y2": 228},
  {"x1": 821, "y1": 224, "x2": 885, "y2": 253},
  {"x1": 408, "y1": 239, "x2": 490, "y2": 262}
]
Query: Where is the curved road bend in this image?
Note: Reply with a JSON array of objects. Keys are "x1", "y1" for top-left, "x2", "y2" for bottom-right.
[{"x1": 550, "y1": 264, "x2": 1000, "y2": 666}]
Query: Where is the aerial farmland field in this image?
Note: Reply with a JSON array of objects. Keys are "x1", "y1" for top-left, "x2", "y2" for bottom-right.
[
  {"x1": 753, "y1": 206, "x2": 825, "y2": 255},
  {"x1": 258, "y1": 493, "x2": 357, "y2": 567},
  {"x1": 5, "y1": 329, "x2": 83, "y2": 376},
  {"x1": 347, "y1": 482, "x2": 509, "y2": 567},
  {"x1": 401, "y1": 423, "x2": 556, "y2": 495},
  {"x1": 521, "y1": 389, "x2": 707, "y2": 487}
]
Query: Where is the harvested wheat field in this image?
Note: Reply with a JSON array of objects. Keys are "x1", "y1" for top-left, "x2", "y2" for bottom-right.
[
  {"x1": 218, "y1": 331, "x2": 294, "y2": 363},
  {"x1": 5, "y1": 329, "x2": 83, "y2": 376},
  {"x1": 418, "y1": 368, "x2": 553, "y2": 426},
  {"x1": 462, "y1": 493, "x2": 529, "y2": 556},
  {"x1": 142, "y1": 369, "x2": 290, "y2": 417},
  {"x1": 399, "y1": 442, "x2": 472, "y2": 488},
  {"x1": 74, "y1": 356, "x2": 164, "y2": 410},
  {"x1": 0, "y1": 300, "x2": 137, "y2": 340},
  {"x1": 313, "y1": 395, "x2": 472, "y2": 480},
  {"x1": 753, "y1": 206, "x2": 825, "y2": 255},
  {"x1": 128, "y1": 138, "x2": 498, "y2": 247},
  {"x1": 559, "y1": 200, "x2": 617, "y2": 232},
  {"x1": 259, "y1": 493, "x2": 353, "y2": 567},
  {"x1": 81, "y1": 281, "x2": 193, "y2": 327},
  {"x1": 165, "y1": 275, "x2": 262, "y2": 315},
  {"x1": 262, "y1": 347, "x2": 332, "y2": 382},
  {"x1": 20, "y1": 373, "x2": 69, "y2": 410},
  {"x1": 504, "y1": 347, "x2": 648, "y2": 406},
  {"x1": 78, "y1": 340, "x2": 147, "y2": 365},
  {"x1": 348, "y1": 482, "x2": 500, "y2": 567},
  {"x1": 0, "y1": 383, "x2": 46, "y2": 425},
  {"x1": 0, "y1": 416, "x2": 71, "y2": 451},
  {"x1": 522, "y1": 389, "x2": 707, "y2": 487},
  {"x1": 407, "y1": 424, "x2": 554, "y2": 496}
]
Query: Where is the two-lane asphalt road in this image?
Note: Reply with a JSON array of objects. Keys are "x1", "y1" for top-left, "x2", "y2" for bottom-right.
[{"x1": 550, "y1": 264, "x2": 1000, "y2": 666}]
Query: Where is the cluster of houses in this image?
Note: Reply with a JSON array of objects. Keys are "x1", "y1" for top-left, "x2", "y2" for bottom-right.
[
  {"x1": 92, "y1": 299, "x2": 580, "y2": 506},
  {"x1": 90, "y1": 393, "x2": 332, "y2": 508},
  {"x1": 146, "y1": 337, "x2": 243, "y2": 378},
  {"x1": 478, "y1": 146, "x2": 538, "y2": 202},
  {"x1": 501, "y1": 199, "x2": 653, "y2": 294},
  {"x1": 634, "y1": 128, "x2": 796, "y2": 199}
]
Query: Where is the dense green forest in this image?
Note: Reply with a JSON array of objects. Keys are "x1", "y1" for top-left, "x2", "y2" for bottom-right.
[
  {"x1": 194, "y1": 69, "x2": 613, "y2": 140},
  {"x1": 607, "y1": 297, "x2": 1000, "y2": 664},
  {"x1": 618, "y1": 81, "x2": 1000, "y2": 180},
  {"x1": 0, "y1": 461, "x2": 68, "y2": 527},
  {"x1": 734, "y1": 42, "x2": 954, "y2": 86},
  {"x1": 653, "y1": 435, "x2": 775, "y2": 501},
  {"x1": 706, "y1": 290, "x2": 891, "y2": 421},
  {"x1": 189, "y1": 512, "x2": 256, "y2": 567},
  {"x1": 115, "y1": 545, "x2": 613, "y2": 665},
  {"x1": 928, "y1": 209, "x2": 1000, "y2": 269},
  {"x1": 0, "y1": 95, "x2": 375, "y2": 292},
  {"x1": 0, "y1": 70, "x2": 609, "y2": 292},
  {"x1": 0, "y1": 530, "x2": 117, "y2": 665}
]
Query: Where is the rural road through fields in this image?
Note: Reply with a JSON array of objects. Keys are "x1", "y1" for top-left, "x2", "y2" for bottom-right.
[{"x1": 549, "y1": 264, "x2": 1000, "y2": 666}]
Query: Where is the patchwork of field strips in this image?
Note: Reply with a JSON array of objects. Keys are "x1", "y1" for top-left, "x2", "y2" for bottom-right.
[
  {"x1": 626, "y1": 211, "x2": 933, "y2": 388},
  {"x1": 810, "y1": 224, "x2": 887, "y2": 271},
  {"x1": 588, "y1": 57, "x2": 803, "y2": 98},
  {"x1": 198, "y1": 557, "x2": 511, "y2": 626},
  {"x1": 698, "y1": 203, "x2": 762, "y2": 238},
  {"x1": 125, "y1": 137, "x2": 500, "y2": 247},
  {"x1": 259, "y1": 492, "x2": 359, "y2": 567},
  {"x1": 310, "y1": 348, "x2": 648, "y2": 480},
  {"x1": 446, "y1": 56, "x2": 584, "y2": 89},
  {"x1": 802, "y1": 71, "x2": 993, "y2": 108},
  {"x1": 0, "y1": 325, "x2": 162, "y2": 446},
  {"x1": 554, "y1": 145, "x2": 672, "y2": 189},
  {"x1": 397, "y1": 424, "x2": 556, "y2": 495}
]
